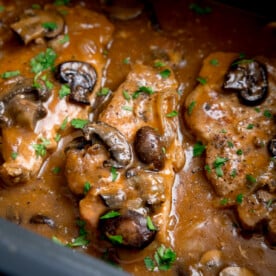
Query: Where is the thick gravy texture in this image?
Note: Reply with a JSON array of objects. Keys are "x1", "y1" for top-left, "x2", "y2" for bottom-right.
[{"x1": 0, "y1": 0, "x2": 276, "y2": 275}]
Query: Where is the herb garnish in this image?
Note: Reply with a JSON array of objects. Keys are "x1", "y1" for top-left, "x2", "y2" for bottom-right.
[
  {"x1": 111, "y1": 166, "x2": 118, "y2": 181},
  {"x1": 107, "y1": 234, "x2": 123, "y2": 245},
  {"x1": 166, "y1": 110, "x2": 178, "y2": 118},
  {"x1": 189, "y1": 3, "x2": 212, "y2": 15},
  {"x1": 42, "y1": 22, "x2": 57, "y2": 30},
  {"x1": 146, "y1": 216, "x2": 157, "y2": 231},
  {"x1": 33, "y1": 137, "x2": 50, "y2": 157},
  {"x1": 83, "y1": 181, "x2": 91, "y2": 195},
  {"x1": 247, "y1": 124, "x2": 254, "y2": 129},
  {"x1": 236, "y1": 149, "x2": 243, "y2": 155},
  {"x1": 220, "y1": 198, "x2": 229, "y2": 206},
  {"x1": 159, "y1": 69, "x2": 171, "y2": 79},
  {"x1": 59, "y1": 84, "x2": 71, "y2": 98},
  {"x1": 67, "y1": 220, "x2": 89, "y2": 247},
  {"x1": 100, "y1": 210, "x2": 120, "y2": 220},
  {"x1": 213, "y1": 157, "x2": 228, "y2": 177},
  {"x1": 210, "y1": 59, "x2": 219, "y2": 66},
  {"x1": 133, "y1": 86, "x2": 154, "y2": 99},
  {"x1": 154, "y1": 61, "x2": 165, "y2": 68},
  {"x1": 122, "y1": 90, "x2": 131, "y2": 101},
  {"x1": 246, "y1": 174, "x2": 256, "y2": 184},
  {"x1": 263, "y1": 110, "x2": 272, "y2": 119},
  {"x1": 122, "y1": 106, "x2": 133, "y2": 112},
  {"x1": 11, "y1": 152, "x2": 18, "y2": 160},
  {"x1": 193, "y1": 141, "x2": 206, "y2": 157},
  {"x1": 52, "y1": 167, "x2": 61, "y2": 174},
  {"x1": 32, "y1": 4, "x2": 41, "y2": 9},
  {"x1": 97, "y1": 87, "x2": 110, "y2": 96},
  {"x1": 30, "y1": 48, "x2": 57, "y2": 73},
  {"x1": 196, "y1": 76, "x2": 207, "y2": 85},
  {"x1": 236, "y1": 193, "x2": 243, "y2": 204},
  {"x1": 145, "y1": 245, "x2": 177, "y2": 271},
  {"x1": 187, "y1": 101, "x2": 196, "y2": 115},
  {"x1": 1, "y1": 70, "x2": 20, "y2": 79},
  {"x1": 70, "y1": 118, "x2": 88, "y2": 129},
  {"x1": 54, "y1": 0, "x2": 70, "y2": 5},
  {"x1": 59, "y1": 34, "x2": 70, "y2": 44}
]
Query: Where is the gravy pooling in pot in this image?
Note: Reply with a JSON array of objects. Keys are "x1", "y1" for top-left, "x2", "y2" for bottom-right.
[{"x1": 0, "y1": 0, "x2": 275, "y2": 275}]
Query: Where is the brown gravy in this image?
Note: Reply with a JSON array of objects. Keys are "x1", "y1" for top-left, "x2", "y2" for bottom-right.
[{"x1": 0, "y1": 0, "x2": 275, "y2": 275}]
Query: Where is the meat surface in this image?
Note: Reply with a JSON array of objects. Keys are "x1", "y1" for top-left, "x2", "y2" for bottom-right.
[
  {"x1": 0, "y1": 5, "x2": 114, "y2": 186},
  {"x1": 184, "y1": 52, "x2": 276, "y2": 243},
  {"x1": 65, "y1": 64, "x2": 185, "y2": 246}
]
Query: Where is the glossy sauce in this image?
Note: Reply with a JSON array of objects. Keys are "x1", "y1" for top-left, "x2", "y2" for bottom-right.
[{"x1": 0, "y1": 0, "x2": 275, "y2": 275}]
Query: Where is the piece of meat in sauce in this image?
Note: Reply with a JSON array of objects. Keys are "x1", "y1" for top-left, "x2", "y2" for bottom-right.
[
  {"x1": 0, "y1": 5, "x2": 114, "y2": 186},
  {"x1": 184, "y1": 52, "x2": 276, "y2": 244},
  {"x1": 64, "y1": 64, "x2": 185, "y2": 248}
]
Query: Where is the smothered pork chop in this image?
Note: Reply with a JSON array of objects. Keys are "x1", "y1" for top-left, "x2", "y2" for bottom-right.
[
  {"x1": 64, "y1": 63, "x2": 185, "y2": 248},
  {"x1": 0, "y1": 5, "x2": 114, "y2": 186},
  {"x1": 185, "y1": 52, "x2": 276, "y2": 243}
]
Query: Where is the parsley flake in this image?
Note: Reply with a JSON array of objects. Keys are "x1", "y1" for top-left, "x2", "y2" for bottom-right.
[
  {"x1": 54, "y1": 0, "x2": 70, "y2": 5},
  {"x1": 236, "y1": 149, "x2": 243, "y2": 155},
  {"x1": 133, "y1": 86, "x2": 154, "y2": 99},
  {"x1": 30, "y1": 48, "x2": 57, "y2": 73},
  {"x1": 187, "y1": 101, "x2": 196, "y2": 115},
  {"x1": 144, "y1": 256, "x2": 155, "y2": 271},
  {"x1": 107, "y1": 234, "x2": 123, "y2": 245},
  {"x1": 52, "y1": 167, "x2": 61, "y2": 174},
  {"x1": 263, "y1": 110, "x2": 272, "y2": 119},
  {"x1": 196, "y1": 76, "x2": 207, "y2": 85},
  {"x1": 59, "y1": 84, "x2": 71, "y2": 98},
  {"x1": 42, "y1": 22, "x2": 57, "y2": 30},
  {"x1": 97, "y1": 87, "x2": 110, "y2": 96},
  {"x1": 236, "y1": 193, "x2": 243, "y2": 204},
  {"x1": 154, "y1": 61, "x2": 165, "y2": 68},
  {"x1": 154, "y1": 245, "x2": 177, "y2": 271},
  {"x1": 123, "y1": 90, "x2": 131, "y2": 101},
  {"x1": 1, "y1": 70, "x2": 20, "y2": 79},
  {"x1": 59, "y1": 34, "x2": 70, "y2": 44},
  {"x1": 213, "y1": 157, "x2": 228, "y2": 177},
  {"x1": 189, "y1": 3, "x2": 212, "y2": 14},
  {"x1": 166, "y1": 110, "x2": 178, "y2": 118},
  {"x1": 220, "y1": 198, "x2": 229, "y2": 206},
  {"x1": 246, "y1": 174, "x2": 256, "y2": 184},
  {"x1": 122, "y1": 106, "x2": 133, "y2": 112},
  {"x1": 70, "y1": 118, "x2": 88, "y2": 129},
  {"x1": 210, "y1": 59, "x2": 219, "y2": 66},
  {"x1": 33, "y1": 137, "x2": 50, "y2": 157},
  {"x1": 60, "y1": 117, "x2": 68, "y2": 130},
  {"x1": 146, "y1": 216, "x2": 157, "y2": 231},
  {"x1": 100, "y1": 210, "x2": 120, "y2": 220},
  {"x1": 193, "y1": 141, "x2": 206, "y2": 157},
  {"x1": 11, "y1": 152, "x2": 18, "y2": 160},
  {"x1": 247, "y1": 124, "x2": 254, "y2": 129},
  {"x1": 83, "y1": 181, "x2": 91, "y2": 195},
  {"x1": 111, "y1": 166, "x2": 118, "y2": 181},
  {"x1": 159, "y1": 69, "x2": 171, "y2": 79}
]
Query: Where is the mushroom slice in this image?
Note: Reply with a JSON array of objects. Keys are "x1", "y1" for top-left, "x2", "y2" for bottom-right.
[
  {"x1": 29, "y1": 214, "x2": 55, "y2": 228},
  {"x1": 83, "y1": 122, "x2": 132, "y2": 167},
  {"x1": 0, "y1": 77, "x2": 50, "y2": 129},
  {"x1": 223, "y1": 58, "x2": 268, "y2": 106},
  {"x1": 134, "y1": 126, "x2": 165, "y2": 170},
  {"x1": 56, "y1": 61, "x2": 97, "y2": 104},
  {"x1": 10, "y1": 8, "x2": 64, "y2": 45},
  {"x1": 268, "y1": 138, "x2": 276, "y2": 157},
  {"x1": 99, "y1": 209, "x2": 157, "y2": 249}
]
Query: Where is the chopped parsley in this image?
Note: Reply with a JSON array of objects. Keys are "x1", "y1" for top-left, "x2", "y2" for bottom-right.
[
  {"x1": 100, "y1": 210, "x2": 120, "y2": 220},
  {"x1": 187, "y1": 101, "x2": 196, "y2": 115},
  {"x1": 230, "y1": 169, "x2": 237, "y2": 178},
  {"x1": 246, "y1": 124, "x2": 254, "y2": 129},
  {"x1": 1, "y1": 70, "x2": 20, "y2": 79},
  {"x1": 52, "y1": 167, "x2": 61, "y2": 174},
  {"x1": 196, "y1": 76, "x2": 207, "y2": 85},
  {"x1": 122, "y1": 106, "x2": 133, "y2": 112},
  {"x1": 59, "y1": 84, "x2": 71, "y2": 98},
  {"x1": 146, "y1": 216, "x2": 157, "y2": 231},
  {"x1": 154, "y1": 61, "x2": 165, "y2": 68},
  {"x1": 33, "y1": 137, "x2": 50, "y2": 157},
  {"x1": 122, "y1": 90, "x2": 131, "y2": 101},
  {"x1": 60, "y1": 117, "x2": 68, "y2": 130},
  {"x1": 59, "y1": 34, "x2": 70, "y2": 44},
  {"x1": 30, "y1": 48, "x2": 57, "y2": 73},
  {"x1": 209, "y1": 58, "x2": 219, "y2": 66},
  {"x1": 70, "y1": 118, "x2": 88, "y2": 129},
  {"x1": 159, "y1": 69, "x2": 171, "y2": 79},
  {"x1": 97, "y1": 87, "x2": 110, "y2": 96},
  {"x1": 133, "y1": 86, "x2": 154, "y2": 99},
  {"x1": 31, "y1": 4, "x2": 41, "y2": 9},
  {"x1": 123, "y1": 57, "x2": 130, "y2": 64},
  {"x1": 144, "y1": 256, "x2": 155, "y2": 271},
  {"x1": 263, "y1": 109, "x2": 272, "y2": 119},
  {"x1": 83, "y1": 181, "x2": 91, "y2": 195},
  {"x1": 144, "y1": 245, "x2": 176, "y2": 271},
  {"x1": 189, "y1": 3, "x2": 212, "y2": 15},
  {"x1": 267, "y1": 199, "x2": 273, "y2": 208},
  {"x1": 193, "y1": 141, "x2": 206, "y2": 157},
  {"x1": 220, "y1": 198, "x2": 229, "y2": 206},
  {"x1": 11, "y1": 152, "x2": 18, "y2": 160},
  {"x1": 54, "y1": 0, "x2": 70, "y2": 5},
  {"x1": 166, "y1": 110, "x2": 178, "y2": 118},
  {"x1": 0, "y1": 5, "x2": 4, "y2": 12},
  {"x1": 236, "y1": 149, "x2": 243, "y2": 155},
  {"x1": 111, "y1": 166, "x2": 118, "y2": 181},
  {"x1": 236, "y1": 193, "x2": 243, "y2": 204},
  {"x1": 107, "y1": 234, "x2": 123, "y2": 245},
  {"x1": 67, "y1": 220, "x2": 89, "y2": 247},
  {"x1": 204, "y1": 164, "x2": 211, "y2": 173},
  {"x1": 54, "y1": 133, "x2": 61, "y2": 142},
  {"x1": 246, "y1": 174, "x2": 256, "y2": 184},
  {"x1": 227, "y1": 141, "x2": 234, "y2": 148},
  {"x1": 213, "y1": 157, "x2": 228, "y2": 177},
  {"x1": 254, "y1": 107, "x2": 261, "y2": 113},
  {"x1": 42, "y1": 22, "x2": 57, "y2": 30}
]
